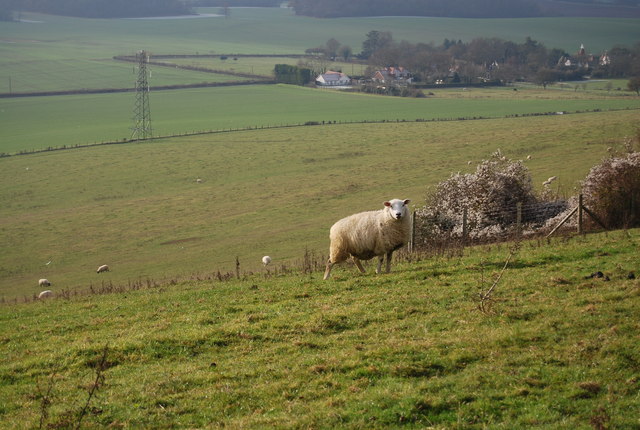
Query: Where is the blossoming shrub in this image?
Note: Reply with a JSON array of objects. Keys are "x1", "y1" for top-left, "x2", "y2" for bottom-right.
[
  {"x1": 416, "y1": 151, "x2": 566, "y2": 245},
  {"x1": 581, "y1": 149, "x2": 640, "y2": 229}
]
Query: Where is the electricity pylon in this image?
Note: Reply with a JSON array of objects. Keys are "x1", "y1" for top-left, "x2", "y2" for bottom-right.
[{"x1": 131, "y1": 50, "x2": 152, "y2": 140}]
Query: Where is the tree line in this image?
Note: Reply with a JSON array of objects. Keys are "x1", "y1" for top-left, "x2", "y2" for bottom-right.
[
  {"x1": 274, "y1": 64, "x2": 313, "y2": 85},
  {"x1": 1, "y1": 0, "x2": 192, "y2": 19},
  {"x1": 187, "y1": 0, "x2": 281, "y2": 6},
  {"x1": 289, "y1": 0, "x2": 640, "y2": 18},
  {"x1": 312, "y1": 31, "x2": 640, "y2": 85},
  {"x1": 290, "y1": 0, "x2": 541, "y2": 18}
]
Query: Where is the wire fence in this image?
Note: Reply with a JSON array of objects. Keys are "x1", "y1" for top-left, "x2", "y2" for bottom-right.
[{"x1": 409, "y1": 194, "x2": 606, "y2": 252}]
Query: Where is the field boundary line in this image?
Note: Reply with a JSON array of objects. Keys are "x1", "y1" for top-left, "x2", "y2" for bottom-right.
[{"x1": 2, "y1": 107, "x2": 639, "y2": 158}]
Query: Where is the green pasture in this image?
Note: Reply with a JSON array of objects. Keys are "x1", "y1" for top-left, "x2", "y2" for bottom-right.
[
  {"x1": 1, "y1": 7, "x2": 639, "y2": 428},
  {"x1": 0, "y1": 110, "x2": 638, "y2": 300},
  {"x1": 1, "y1": 8, "x2": 638, "y2": 96},
  {"x1": 164, "y1": 56, "x2": 370, "y2": 77},
  {"x1": 1, "y1": 8, "x2": 638, "y2": 61},
  {"x1": 1, "y1": 229, "x2": 639, "y2": 427},
  {"x1": 2, "y1": 84, "x2": 639, "y2": 154},
  {"x1": 0, "y1": 58, "x2": 252, "y2": 94}
]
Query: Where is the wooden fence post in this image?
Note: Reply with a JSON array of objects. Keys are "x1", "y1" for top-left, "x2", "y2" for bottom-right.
[
  {"x1": 409, "y1": 211, "x2": 416, "y2": 253},
  {"x1": 547, "y1": 193, "x2": 608, "y2": 238},
  {"x1": 546, "y1": 206, "x2": 578, "y2": 238},
  {"x1": 578, "y1": 194, "x2": 583, "y2": 234}
]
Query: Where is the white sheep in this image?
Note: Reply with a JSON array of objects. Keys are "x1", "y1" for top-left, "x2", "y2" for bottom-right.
[
  {"x1": 262, "y1": 256, "x2": 272, "y2": 266},
  {"x1": 38, "y1": 290, "x2": 53, "y2": 299},
  {"x1": 96, "y1": 264, "x2": 109, "y2": 273},
  {"x1": 543, "y1": 176, "x2": 557, "y2": 186},
  {"x1": 39, "y1": 278, "x2": 51, "y2": 287},
  {"x1": 323, "y1": 199, "x2": 411, "y2": 280}
]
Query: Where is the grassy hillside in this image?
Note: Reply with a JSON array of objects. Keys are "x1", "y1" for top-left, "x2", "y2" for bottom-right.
[
  {"x1": 1, "y1": 110, "x2": 637, "y2": 300},
  {"x1": 1, "y1": 8, "x2": 638, "y2": 61},
  {"x1": 0, "y1": 229, "x2": 638, "y2": 428},
  {"x1": 1, "y1": 7, "x2": 638, "y2": 97},
  {"x1": 2, "y1": 84, "x2": 639, "y2": 154}
]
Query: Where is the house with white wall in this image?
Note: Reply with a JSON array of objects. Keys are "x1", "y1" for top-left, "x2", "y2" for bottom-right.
[{"x1": 315, "y1": 71, "x2": 351, "y2": 86}]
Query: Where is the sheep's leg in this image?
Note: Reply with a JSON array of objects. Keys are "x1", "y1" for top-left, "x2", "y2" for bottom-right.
[
  {"x1": 323, "y1": 259, "x2": 333, "y2": 280},
  {"x1": 352, "y1": 257, "x2": 366, "y2": 273},
  {"x1": 376, "y1": 256, "x2": 384, "y2": 274},
  {"x1": 385, "y1": 251, "x2": 393, "y2": 273}
]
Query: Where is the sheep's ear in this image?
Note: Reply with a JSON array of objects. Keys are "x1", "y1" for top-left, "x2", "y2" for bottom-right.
[
  {"x1": 384, "y1": 201, "x2": 391, "y2": 207},
  {"x1": 403, "y1": 199, "x2": 411, "y2": 205}
]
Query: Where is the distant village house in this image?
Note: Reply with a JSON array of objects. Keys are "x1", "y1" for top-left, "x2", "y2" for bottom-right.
[
  {"x1": 372, "y1": 66, "x2": 412, "y2": 84},
  {"x1": 315, "y1": 71, "x2": 351, "y2": 86},
  {"x1": 557, "y1": 43, "x2": 609, "y2": 69}
]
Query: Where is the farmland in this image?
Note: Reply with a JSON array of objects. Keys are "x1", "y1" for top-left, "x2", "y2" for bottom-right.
[
  {"x1": 1, "y1": 85, "x2": 638, "y2": 154},
  {"x1": 1, "y1": 7, "x2": 639, "y2": 153},
  {"x1": 1, "y1": 8, "x2": 639, "y2": 61},
  {"x1": 1, "y1": 6, "x2": 640, "y2": 428},
  {"x1": 1, "y1": 7, "x2": 639, "y2": 98},
  {"x1": 1, "y1": 110, "x2": 638, "y2": 300},
  {"x1": 0, "y1": 5, "x2": 639, "y2": 297}
]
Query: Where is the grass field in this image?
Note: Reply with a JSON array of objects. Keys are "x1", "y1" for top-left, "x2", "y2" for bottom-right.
[
  {"x1": 1, "y1": 6, "x2": 638, "y2": 154},
  {"x1": 0, "y1": 58, "x2": 252, "y2": 94},
  {"x1": 1, "y1": 7, "x2": 639, "y2": 95},
  {"x1": 164, "y1": 55, "x2": 370, "y2": 78},
  {"x1": 0, "y1": 229, "x2": 638, "y2": 428},
  {"x1": 2, "y1": 84, "x2": 639, "y2": 154},
  {"x1": 1, "y1": 110, "x2": 638, "y2": 300},
  {"x1": 1, "y1": 7, "x2": 639, "y2": 428},
  {"x1": 2, "y1": 8, "x2": 638, "y2": 60}
]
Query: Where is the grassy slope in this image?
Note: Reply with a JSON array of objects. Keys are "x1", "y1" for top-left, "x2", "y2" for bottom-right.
[
  {"x1": 0, "y1": 110, "x2": 638, "y2": 300},
  {"x1": 2, "y1": 85, "x2": 639, "y2": 154},
  {"x1": 0, "y1": 230, "x2": 638, "y2": 428},
  {"x1": 2, "y1": 8, "x2": 638, "y2": 60}
]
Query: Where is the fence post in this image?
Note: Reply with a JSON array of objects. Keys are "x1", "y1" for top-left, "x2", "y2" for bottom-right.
[
  {"x1": 409, "y1": 211, "x2": 416, "y2": 253},
  {"x1": 578, "y1": 194, "x2": 583, "y2": 234}
]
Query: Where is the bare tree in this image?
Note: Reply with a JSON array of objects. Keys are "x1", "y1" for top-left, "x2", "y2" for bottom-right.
[
  {"x1": 325, "y1": 38, "x2": 340, "y2": 59},
  {"x1": 628, "y1": 76, "x2": 640, "y2": 95}
]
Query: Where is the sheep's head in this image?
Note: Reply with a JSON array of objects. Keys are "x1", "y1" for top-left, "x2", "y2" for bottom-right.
[{"x1": 384, "y1": 199, "x2": 411, "y2": 220}]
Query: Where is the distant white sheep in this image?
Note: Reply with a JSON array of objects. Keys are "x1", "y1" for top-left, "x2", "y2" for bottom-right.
[
  {"x1": 96, "y1": 264, "x2": 109, "y2": 273},
  {"x1": 543, "y1": 176, "x2": 557, "y2": 186},
  {"x1": 323, "y1": 199, "x2": 411, "y2": 280},
  {"x1": 39, "y1": 278, "x2": 51, "y2": 287},
  {"x1": 38, "y1": 290, "x2": 53, "y2": 299},
  {"x1": 262, "y1": 256, "x2": 272, "y2": 266}
]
